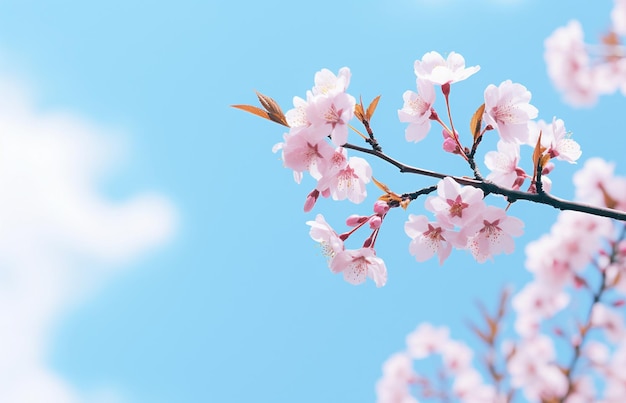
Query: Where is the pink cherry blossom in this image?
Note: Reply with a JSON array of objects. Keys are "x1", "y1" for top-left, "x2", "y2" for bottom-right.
[
  {"x1": 285, "y1": 95, "x2": 312, "y2": 128},
  {"x1": 424, "y1": 177, "x2": 486, "y2": 229},
  {"x1": 573, "y1": 158, "x2": 626, "y2": 210},
  {"x1": 591, "y1": 303, "x2": 626, "y2": 343},
  {"x1": 307, "y1": 91, "x2": 356, "y2": 146},
  {"x1": 316, "y1": 149, "x2": 372, "y2": 204},
  {"x1": 440, "y1": 340, "x2": 473, "y2": 374},
  {"x1": 398, "y1": 79, "x2": 436, "y2": 142},
  {"x1": 466, "y1": 206, "x2": 524, "y2": 263},
  {"x1": 312, "y1": 67, "x2": 351, "y2": 96},
  {"x1": 612, "y1": 0, "x2": 626, "y2": 36},
  {"x1": 306, "y1": 214, "x2": 344, "y2": 264},
  {"x1": 414, "y1": 51, "x2": 480, "y2": 86},
  {"x1": 405, "y1": 323, "x2": 449, "y2": 359},
  {"x1": 484, "y1": 140, "x2": 527, "y2": 189},
  {"x1": 507, "y1": 335, "x2": 568, "y2": 402},
  {"x1": 376, "y1": 353, "x2": 418, "y2": 403},
  {"x1": 280, "y1": 127, "x2": 335, "y2": 181},
  {"x1": 528, "y1": 118, "x2": 581, "y2": 163},
  {"x1": 452, "y1": 369, "x2": 499, "y2": 403},
  {"x1": 330, "y1": 247, "x2": 387, "y2": 287},
  {"x1": 483, "y1": 80, "x2": 538, "y2": 144},
  {"x1": 404, "y1": 214, "x2": 456, "y2": 265},
  {"x1": 512, "y1": 282, "x2": 569, "y2": 322},
  {"x1": 544, "y1": 20, "x2": 598, "y2": 106}
]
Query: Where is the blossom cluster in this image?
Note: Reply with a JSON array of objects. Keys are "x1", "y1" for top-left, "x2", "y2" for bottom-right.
[
  {"x1": 273, "y1": 67, "x2": 372, "y2": 208},
  {"x1": 306, "y1": 200, "x2": 391, "y2": 287},
  {"x1": 544, "y1": 0, "x2": 626, "y2": 106},
  {"x1": 405, "y1": 177, "x2": 524, "y2": 265},
  {"x1": 377, "y1": 324, "x2": 501, "y2": 403}
]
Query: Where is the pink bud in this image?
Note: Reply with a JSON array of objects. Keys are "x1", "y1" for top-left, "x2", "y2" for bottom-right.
[
  {"x1": 443, "y1": 137, "x2": 459, "y2": 154},
  {"x1": 303, "y1": 189, "x2": 320, "y2": 212},
  {"x1": 369, "y1": 216, "x2": 382, "y2": 229},
  {"x1": 373, "y1": 200, "x2": 389, "y2": 214},
  {"x1": 612, "y1": 299, "x2": 626, "y2": 307},
  {"x1": 321, "y1": 188, "x2": 331, "y2": 198},
  {"x1": 346, "y1": 214, "x2": 368, "y2": 227},
  {"x1": 573, "y1": 275, "x2": 587, "y2": 289}
]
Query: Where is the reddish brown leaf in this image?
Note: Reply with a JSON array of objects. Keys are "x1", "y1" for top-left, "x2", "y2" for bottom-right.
[
  {"x1": 366, "y1": 95, "x2": 381, "y2": 121},
  {"x1": 372, "y1": 176, "x2": 392, "y2": 194},
  {"x1": 354, "y1": 102, "x2": 365, "y2": 122},
  {"x1": 532, "y1": 131, "x2": 547, "y2": 177},
  {"x1": 231, "y1": 104, "x2": 271, "y2": 121},
  {"x1": 470, "y1": 103, "x2": 485, "y2": 141},
  {"x1": 255, "y1": 91, "x2": 289, "y2": 127}
]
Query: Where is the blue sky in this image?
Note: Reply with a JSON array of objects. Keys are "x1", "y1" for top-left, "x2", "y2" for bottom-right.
[{"x1": 0, "y1": 1, "x2": 624, "y2": 402}]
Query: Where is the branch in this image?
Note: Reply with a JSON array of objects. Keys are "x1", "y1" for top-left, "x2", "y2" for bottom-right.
[{"x1": 343, "y1": 143, "x2": 626, "y2": 222}]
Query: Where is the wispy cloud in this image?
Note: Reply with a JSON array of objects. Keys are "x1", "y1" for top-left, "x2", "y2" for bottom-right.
[{"x1": 0, "y1": 75, "x2": 177, "y2": 402}]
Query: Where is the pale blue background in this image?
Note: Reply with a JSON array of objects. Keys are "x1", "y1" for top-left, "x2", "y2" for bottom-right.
[{"x1": 0, "y1": 1, "x2": 624, "y2": 402}]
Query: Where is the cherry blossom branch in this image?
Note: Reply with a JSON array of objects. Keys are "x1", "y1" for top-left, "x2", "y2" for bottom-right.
[
  {"x1": 343, "y1": 142, "x2": 626, "y2": 222},
  {"x1": 559, "y1": 225, "x2": 626, "y2": 402}
]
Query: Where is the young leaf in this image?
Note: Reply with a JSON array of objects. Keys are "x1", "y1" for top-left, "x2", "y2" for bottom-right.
[
  {"x1": 231, "y1": 104, "x2": 272, "y2": 121},
  {"x1": 255, "y1": 91, "x2": 289, "y2": 127},
  {"x1": 372, "y1": 176, "x2": 392, "y2": 194},
  {"x1": 532, "y1": 131, "x2": 547, "y2": 174},
  {"x1": 354, "y1": 96, "x2": 365, "y2": 121},
  {"x1": 366, "y1": 95, "x2": 381, "y2": 121},
  {"x1": 231, "y1": 92, "x2": 289, "y2": 127},
  {"x1": 470, "y1": 103, "x2": 486, "y2": 140}
]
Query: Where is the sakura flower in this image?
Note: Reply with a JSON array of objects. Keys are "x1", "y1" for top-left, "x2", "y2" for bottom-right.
[
  {"x1": 466, "y1": 206, "x2": 524, "y2": 263},
  {"x1": 612, "y1": 0, "x2": 626, "y2": 36},
  {"x1": 584, "y1": 341, "x2": 610, "y2": 367},
  {"x1": 307, "y1": 91, "x2": 356, "y2": 146},
  {"x1": 528, "y1": 118, "x2": 581, "y2": 163},
  {"x1": 376, "y1": 353, "x2": 417, "y2": 403},
  {"x1": 285, "y1": 95, "x2": 311, "y2": 128},
  {"x1": 414, "y1": 51, "x2": 480, "y2": 85},
  {"x1": 512, "y1": 282, "x2": 569, "y2": 322},
  {"x1": 398, "y1": 79, "x2": 436, "y2": 142},
  {"x1": 440, "y1": 340, "x2": 473, "y2": 374},
  {"x1": 573, "y1": 158, "x2": 626, "y2": 209},
  {"x1": 544, "y1": 20, "x2": 597, "y2": 106},
  {"x1": 483, "y1": 80, "x2": 538, "y2": 144},
  {"x1": 424, "y1": 177, "x2": 485, "y2": 229},
  {"x1": 376, "y1": 353, "x2": 418, "y2": 403},
  {"x1": 280, "y1": 127, "x2": 335, "y2": 181},
  {"x1": 591, "y1": 303, "x2": 626, "y2": 343},
  {"x1": 330, "y1": 247, "x2": 387, "y2": 287},
  {"x1": 452, "y1": 369, "x2": 499, "y2": 403},
  {"x1": 316, "y1": 149, "x2": 372, "y2": 204},
  {"x1": 312, "y1": 67, "x2": 351, "y2": 96},
  {"x1": 404, "y1": 214, "x2": 456, "y2": 265},
  {"x1": 405, "y1": 323, "x2": 449, "y2": 359},
  {"x1": 306, "y1": 214, "x2": 344, "y2": 264},
  {"x1": 484, "y1": 140, "x2": 526, "y2": 189},
  {"x1": 507, "y1": 335, "x2": 568, "y2": 402}
]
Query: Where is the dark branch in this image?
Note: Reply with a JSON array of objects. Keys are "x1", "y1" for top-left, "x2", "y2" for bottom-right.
[{"x1": 343, "y1": 142, "x2": 626, "y2": 222}]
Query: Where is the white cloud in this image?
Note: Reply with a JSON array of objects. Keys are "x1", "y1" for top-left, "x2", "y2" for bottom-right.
[{"x1": 0, "y1": 75, "x2": 177, "y2": 402}]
